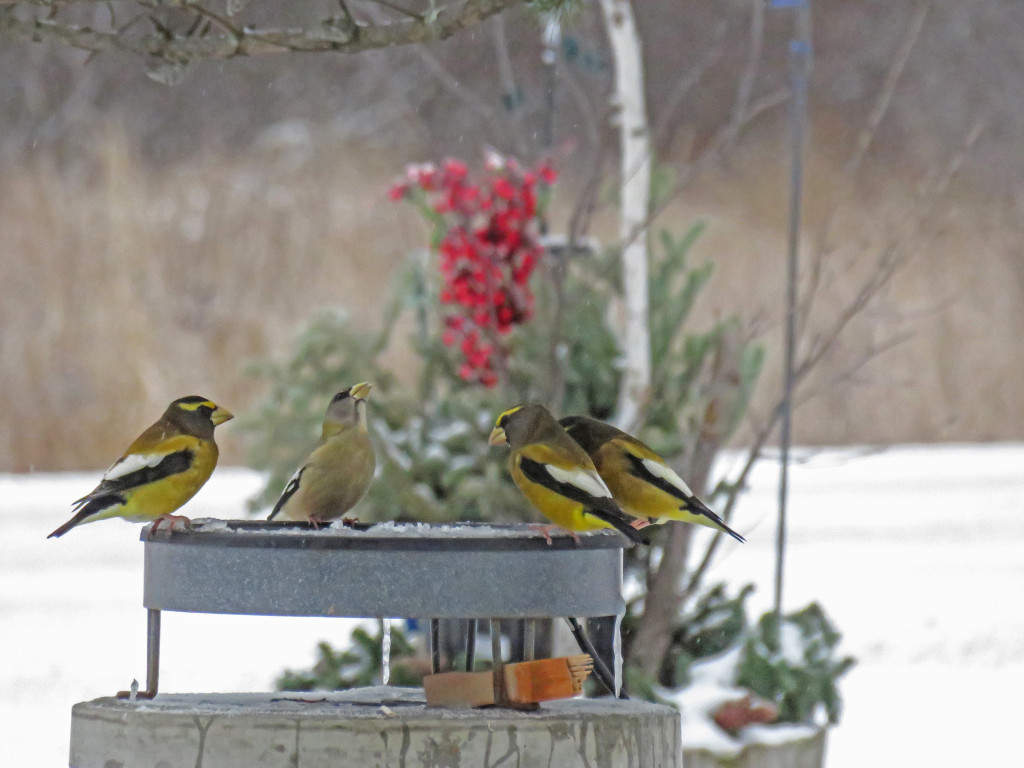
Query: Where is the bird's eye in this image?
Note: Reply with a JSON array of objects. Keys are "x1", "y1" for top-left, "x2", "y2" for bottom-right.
[{"x1": 332, "y1": 391, "x2": 349, "y2": 404}]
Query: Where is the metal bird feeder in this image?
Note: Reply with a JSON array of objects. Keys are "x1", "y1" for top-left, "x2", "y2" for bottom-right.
[{"x1": 123, "y1": 519, "x2": 629, "y2": 700}]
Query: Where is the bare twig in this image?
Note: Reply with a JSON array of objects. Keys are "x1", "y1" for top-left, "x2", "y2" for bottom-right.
[
  {"x1": 408, "y1": 43, "x2": 512, "y2": 144},
  {"x1": 845, "y1": 0, "x2": 931, "y2": 177},
  {"x1": 365, "y1": 0, "x2": 422, "y2": 20},
  {"x1": 491, "y1": 12, "x2": 528, "y2": 157},
  {"x1": 652, "y1": 21, "x2": 726, "y2": 151},
  {"x1": 802, "y1": 0, "x2": 930, "y2": 351},
  {"x1": 726, "y1": 0, "x2": 765, "y2": 146}
]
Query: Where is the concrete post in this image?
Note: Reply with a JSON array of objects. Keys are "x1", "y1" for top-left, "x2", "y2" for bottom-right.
[{"x1": 69, "y1": 686, "x2": 681, "y2": 768}]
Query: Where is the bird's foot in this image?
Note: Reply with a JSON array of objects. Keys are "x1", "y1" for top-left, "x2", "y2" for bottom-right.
[
  {"x1": 147, "y1": 514, "x2": 192, "y2": 539},
  {"x1": 306, "y1": 517, "x2": 324, "y2": 530},
  {"x1": 530, "y1": 523, "x2": 556, "y2": 545},
  {"x1": 630, "y1": 517, "x2": 653, "y2": 530},
  {"x1": 529, "y1": 524, "x2": 579, "y2": 546},
  {"x1": 340, "y1": 517, "x2": 360, "y2": 527}
]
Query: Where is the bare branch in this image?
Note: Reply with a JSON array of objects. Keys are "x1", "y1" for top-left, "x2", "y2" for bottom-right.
[
  {"x1": 408, "y1": 42, "x2": 512, "y2": 142},
  {"x1": 0, "y1": 0, "x2": 523, "y2": 59},
  {"x1": 845, "y1": 0, "x2": 931, "y2": 177},
  {"x1": 364, "y1": 0, "x2": 422, "y2": 20},
  {"x1": 726, "y1": 0, "x2": 765, "y2": 146},
  {"x1": 651, "y1": 21, "x2": 725, "y2": 150}
]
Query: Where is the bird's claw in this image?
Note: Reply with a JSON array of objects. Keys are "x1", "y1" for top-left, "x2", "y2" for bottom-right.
[
  {"x1": 530, "y1": 523, "x2": 580, "y2": 546},
  {"x1": 147, "y1": 514, "x2": 192, "y2": 539}
]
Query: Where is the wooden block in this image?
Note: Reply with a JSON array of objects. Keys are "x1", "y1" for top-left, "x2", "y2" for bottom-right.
[
  {"x1": 423, "y1": 671, "x2": 495, "y2": 708},
  {"x1": 423, "y1": 655, "x2": 594, "y2": 708},
  {"x1": 503, "y1": 655, "x2": 593, "y2": 704}
]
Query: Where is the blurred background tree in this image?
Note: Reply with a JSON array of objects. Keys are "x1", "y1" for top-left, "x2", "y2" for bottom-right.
[
  {"x1": 0, "y1": 0, "x2": 992, "y2": 722},
  {"x1": 0, "y1": 0, "x2": 1013, "y2": 472}
]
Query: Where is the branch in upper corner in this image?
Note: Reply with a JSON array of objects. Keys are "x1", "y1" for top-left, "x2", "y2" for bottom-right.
[{"x1": 0, "y1": 0, "x2": 525, "y2": 60}]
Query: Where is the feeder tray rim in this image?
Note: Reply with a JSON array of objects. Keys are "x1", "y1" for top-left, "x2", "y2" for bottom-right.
[{"x1": 142, "y1": 519, "x2": 632, "y2": 552}]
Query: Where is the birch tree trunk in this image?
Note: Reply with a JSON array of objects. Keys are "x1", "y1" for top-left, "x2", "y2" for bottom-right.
[{"x1": 598, "y1": 0, "x2": 652, "y2": 433}]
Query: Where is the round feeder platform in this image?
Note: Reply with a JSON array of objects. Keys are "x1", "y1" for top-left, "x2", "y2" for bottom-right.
[{"x1": 66, "y1": 521, "x2": 682, "y2": 767}]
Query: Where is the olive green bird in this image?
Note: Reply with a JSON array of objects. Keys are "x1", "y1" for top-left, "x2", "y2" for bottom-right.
[
  {"x1": 559, "y1": 415, "x2": 745, "y2": 543},
  {"x1": 268, "y1": 382, "x2": 375, "y2": 526},
  {"x1": 488, "y1": 404, "x2": 649, "y2": 546},
  {"x1": 49, "y1": 396, "x2": 234, "y2": 538}
]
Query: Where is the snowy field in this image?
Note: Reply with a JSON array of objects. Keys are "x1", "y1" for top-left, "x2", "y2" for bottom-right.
[{"x1": 2, "y1": 443, "x2": 1023, "y2": 766}]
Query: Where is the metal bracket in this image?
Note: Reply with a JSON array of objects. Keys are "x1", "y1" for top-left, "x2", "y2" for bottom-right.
[{"x1": 117, "y1": 608, "x2": 161, "y2": 700}]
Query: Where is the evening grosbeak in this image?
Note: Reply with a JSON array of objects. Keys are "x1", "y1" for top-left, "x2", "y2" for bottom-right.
[
  {"x1": 488, "y1": 404, "x2": 649, "y2": 545},
  {"x1": 267, "y1": 382, "x2": 375, "y2": 526},
  {"x1": 48, "y1": 396, "x2": 233, "y2": 538},
  {"x1": 559, "y1": 415, "x2": 745, "y2": 543}
]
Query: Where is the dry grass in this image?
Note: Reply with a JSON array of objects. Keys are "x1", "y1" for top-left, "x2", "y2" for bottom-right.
[
  {"x1": 0, "y1": 120, "x2": 421, "y2": 470},
  {"x1": 1, "y1": 116, "x2": 1021, "y2": 471}
]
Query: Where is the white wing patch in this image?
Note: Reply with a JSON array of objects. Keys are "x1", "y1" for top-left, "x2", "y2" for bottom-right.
[
  {"x1": 641, "y1": 458, "x2": 694, "y2": 497},
  {"x1": 103, "y1": 452, "x2": 172, "y2": 481},
  {"x1": 282, "y1": 466, "x2": 304, "y2": 496},
  {"x1": 546, "y1": 464, "x2": 613, "y2": 499}
]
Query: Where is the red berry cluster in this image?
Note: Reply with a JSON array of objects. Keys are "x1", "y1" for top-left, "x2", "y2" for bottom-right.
[{"x1": 389, "y1": 152, "x2": 557, "y2": 387}]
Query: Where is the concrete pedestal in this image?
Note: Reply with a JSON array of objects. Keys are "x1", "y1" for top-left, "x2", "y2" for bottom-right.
[{"x1": 69, "y1": 686, "x2": 681, "y2": 768}]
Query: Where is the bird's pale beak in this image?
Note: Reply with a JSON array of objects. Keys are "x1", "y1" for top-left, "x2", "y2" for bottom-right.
[
  {"x1": 488, "y1": 425, "x2": 507, "y2": 446},
  {"x1": 349, "y1": 382, "x2": 372, "y2": 401},
  {"x1": 211, "y1": 406, "x2": 234, "y2": 426}
]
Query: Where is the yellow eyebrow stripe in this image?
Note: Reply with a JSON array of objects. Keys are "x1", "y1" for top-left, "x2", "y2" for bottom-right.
[
  {"x1": 178, "y1": 400, "x2": 216, "y2": 411},
  {"x1": 495, "y1": 405, "x2": 524, "y2": 424}
]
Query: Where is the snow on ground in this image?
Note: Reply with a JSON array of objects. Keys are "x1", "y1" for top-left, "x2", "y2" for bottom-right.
[{"x1": 2, "y1": 444, "x2": 1023, "y2": 766}]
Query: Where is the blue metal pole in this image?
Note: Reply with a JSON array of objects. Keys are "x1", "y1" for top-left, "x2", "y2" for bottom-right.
[{"x1": 772, "y1": 0, "x2": 812, "y2": 619}]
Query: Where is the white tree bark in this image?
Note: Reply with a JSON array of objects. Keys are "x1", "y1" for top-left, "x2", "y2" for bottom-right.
[{"x1": 598, "y1": 0, "x2": 652, "y2": 433}]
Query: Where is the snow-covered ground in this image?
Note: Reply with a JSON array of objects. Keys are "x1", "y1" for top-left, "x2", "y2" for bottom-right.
[{"x1": 2, "y1": 443, "x2": 1023, "y2": 766}]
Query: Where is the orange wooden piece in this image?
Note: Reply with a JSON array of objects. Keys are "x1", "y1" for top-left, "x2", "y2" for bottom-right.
[{"x1": 423, "y1": 654, "x2": 594, "y2": 708}]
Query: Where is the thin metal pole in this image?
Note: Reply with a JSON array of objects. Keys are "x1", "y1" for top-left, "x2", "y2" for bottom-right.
[
  {"x1": 775, "y1": 0, "x2": 812, "y2": 620},
  {"x1": 430, "y1": 618, "x2": 442, "y2": 674},
  {"x1": 565, "y1": 617, "x2": 625, "y2": 699},
  {"x1": 119, "y1": 608, "x2": 160, "y2": 699},
  {"x1": 146, "y1": 608, "x2": 161, "y2": 696},
  {"x1": 490, "y1": 619, "x2": 507, "y2": 706},
  {"x1": 523, "y1": 618, "x2": 536, "y2": 662},
  {"x1": 464, "y1": 619, "x2": 477, "y2": 671}
]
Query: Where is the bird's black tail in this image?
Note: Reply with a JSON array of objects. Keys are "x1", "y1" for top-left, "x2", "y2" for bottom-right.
[
  {"x1": 48, "y1": 494, "x2": 120, "y2": 539},
  {"x1": 689, "y1": 497, "x2": 745, "y2": 543},
  {"x1": 718, "y1": 521, "x2": 746, "y2": 544},
  {"x1": 47, "y1": 508, "x2": 94, "y2": 539}
]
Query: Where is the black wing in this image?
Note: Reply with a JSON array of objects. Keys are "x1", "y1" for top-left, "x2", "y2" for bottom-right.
[
  {"x1": 518, "y1": 456, "x2": 650, "y2": 545},
  {"x1": 50, "y1": 450, "x2": 194, "y2": 539},
  {"x1": 267, "y1": 466, "x2": 305, "y2": 521},
  {"x1": 74, "y1": 450, "x2": 195, "y2": 506},
  {"x1": 623, "y1": 452, "x2": 744, "y2": 543}
]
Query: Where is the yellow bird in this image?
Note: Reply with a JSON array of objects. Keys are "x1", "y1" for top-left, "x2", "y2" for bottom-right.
[
  {"x1": 48, "y1": 396, "x2": 234, "y2": 538},
  {"x1": 488, "y1": 404, "x2": 649, "y2": 545},
  {"x1": 267, "y1": 382, "x2": 375, "y2": 526},
  {"x1": 559, "y1": 415, "x2": 745, "y2": 543}
]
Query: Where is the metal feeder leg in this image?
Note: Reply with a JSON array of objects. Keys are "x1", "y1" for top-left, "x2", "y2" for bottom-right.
[
  {"x1": 524, "y1": 618, "x2": 536, "y2": 661},
  {"x1": 117, "y1": 608, "x2": 161, "y2": 700},
  {"x1": 430, "y1": 618, "x2": 442, "y2": 674},
  {"x1": 489, "y1": 619, "x2": 507, "y2": 706},
  {"x1": 465, "y1": 619, "x2": 477, "y2": 671}
]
